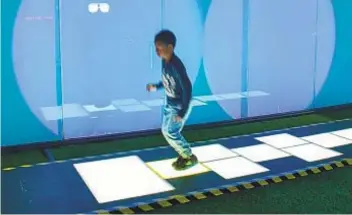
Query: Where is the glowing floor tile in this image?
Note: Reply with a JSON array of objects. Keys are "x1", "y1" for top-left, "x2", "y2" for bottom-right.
[
  {"x1": 74, "y1": 156, "x2": 174, "y2": 203},
  {"x1": 41, "y1": 106, "x2": 62, "y2": 121},
  {"x1": 83, "y1": 104, "x2": 117, "y2": 112},
  {"x1": 331, "y1": 128, "x2": 352, "y2": 140},
  {"x1": 146, "y1": 158, "x2": 209, "y2": 179},
  {"x1": 301, "y1": 133, "x2": 352, "y2": 148},
  {"x1": 243, "y1": 90, "x2": 270, "y2": 97},
  {"x1": 203, "y1": 157, "x2": 269, "y2": 179},
  {"x1": 41, "y1": 104, "x2": 89, "y2": 121},
  {"x1": 218, "y1": 93, "x2": 244, "y2": 100},
  {"x1": 142, "y1": 99, "x2": 164, "y2": 107},
  {"x1": 194, "y1": 95, "x2": 225, "y2": 102},
  {"x1": 112, "y1": 99, "x2": 140, "y2": 106},
  {"x1": 232, "y1": 144, "x2": 290, "y2": 162},
  {"x1": 192, "y1": 144, "x2": 238, "y2": 162},
  {"x1": 282, "y1": 144, "x2": 342, "y2": 162},
  {"x1": 191, "y1": 100, "x2": 207, "y2": 107},
  {"x1": 256, "y1": 133, "x2": 308, "y2": 148},
  {"x1": 118, "y1": 104, "x2": 151, "y2": 112}
]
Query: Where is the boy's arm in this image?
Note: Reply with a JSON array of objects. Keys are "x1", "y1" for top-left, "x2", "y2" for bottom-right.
[
  {"x1": 154, "y1": 81, "x2": 164, "y2": 90},
  {"x1": 175, "y1": 71, "x2": 192, "y2": 118},
  {"x1": 155, "y1": 61, "x2": 165, "y2": 90},
  {"x1": 178, "y1": 85, "x2": 191, "y2": 118}
]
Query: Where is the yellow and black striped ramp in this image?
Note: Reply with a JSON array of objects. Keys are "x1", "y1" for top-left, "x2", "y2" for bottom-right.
[
  {"x1": 91, "y1": 158, "x2": 351, "y2": 214},
  {"x1": 2, "y1": 160, "x2": 67, "y2": 172}
]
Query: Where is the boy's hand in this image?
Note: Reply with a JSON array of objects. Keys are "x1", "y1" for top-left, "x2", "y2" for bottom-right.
[
  {"x1": 146, "y1": 84, "x2": 156, "y2": 92},
  {"x1": 174, "y1": 116, "x2": 182, "y2": 122}
]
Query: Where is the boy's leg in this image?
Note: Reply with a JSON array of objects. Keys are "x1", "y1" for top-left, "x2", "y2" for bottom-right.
[
  {"x1": 161, "y1": 106, "x2": 197, "y2": 170},
  {"x1": 161, "y1": 106, "x2": 192, "y2": 158}
]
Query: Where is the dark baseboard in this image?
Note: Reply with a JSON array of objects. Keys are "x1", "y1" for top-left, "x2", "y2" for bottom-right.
[{"x1": 2, "y1": 103, "x2": 351, "y2": 154}]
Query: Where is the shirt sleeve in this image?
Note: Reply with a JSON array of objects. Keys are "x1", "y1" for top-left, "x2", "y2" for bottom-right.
[
  {"x1": 155, "y1": 81, "x2": 164, "y2": 90},
  {"x1": 155, "y1": 60, "x2": 165, "y2": 90},
  {"x1": 174, "y1": 68, "x2": 192, "y2": 118}
]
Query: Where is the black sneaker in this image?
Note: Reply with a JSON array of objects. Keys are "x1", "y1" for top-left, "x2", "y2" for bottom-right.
[{"x1": 172, "y1": 155, "x2": 198, "y2": 171}]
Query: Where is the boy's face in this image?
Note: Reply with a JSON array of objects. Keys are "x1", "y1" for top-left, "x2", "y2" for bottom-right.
[{"x1": 155, "y1": 41, "x2": 173, "y2": 59}]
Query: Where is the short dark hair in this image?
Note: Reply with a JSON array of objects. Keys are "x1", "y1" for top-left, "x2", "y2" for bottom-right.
[{"x1": 154, "y1": 30, "x2": 176, "y2": 48}]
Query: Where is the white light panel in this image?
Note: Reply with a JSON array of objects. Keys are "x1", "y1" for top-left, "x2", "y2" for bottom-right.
[
  {"x1": 194, "y1": 95, "x2": 225, "y2": 102},
  {"x1": 301, "y1": 133, "x2": 352, "y2": 148},
  {"x1": 232, "y1": 144, "x2": 290, "y2": 162},
  {"x1": 203, "y1": 157, "x2": 269, "y2": 179},
  {"x1": 41, "y1": 104, "x2": 89, "y2": 121},
  {"x1": 192, "y1": 144, "x2": 238, "y2": 163},
  {"x1": 331, "y1": 128, "x2": 352, "y2": 140},
  {"x1": 74, "y1": 156, "x2": 174, "y2": 203},
  {"x1": 83, "y1": 104, "x2": 117, "y2": 112},
  {"x1": 118, "y1": 104, "x2": 151, "y2": 112},
  {"x1": 256, "y1": 133, "x2": 308, "y2": 148},
  {"x1": 282, "y1": 144, "x2": 342, "y2": 162},
  {"x1": 112, "y1": 99, "x2": 140, "y2": 106}
]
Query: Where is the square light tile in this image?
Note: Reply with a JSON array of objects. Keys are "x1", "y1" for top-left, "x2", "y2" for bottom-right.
[
  {"x1": 191, "y1": 100, "x2": 207, "y2": 107},
  {"x1": 83, "y1": 104, "x2": 117, "y2": 112},
  {"x1": 142, "y1": 99, "x2": 164, "y2": 107},
  {"x1": 232, "y1": 144, "x2": 290, "y2": 162},
  {"x1": 41, "y1": 106, "x2": 62, "y2": 121},
  {"x1": 118, "y1": 104, "x2": 151, "y2": 112},
  {"x1": 112, "y1": 99, "x2": 140, "y2": 106},
  {"x1": 192, "y1": 144, "x2": 238, "y2": 163},
  {"x1": 282, "y1": 144, "x2": 342, "y2": 162},
  {"x1": 218, "y1": 93, "x2": 244, "y2": 100},
  {"x1": 203, "y1": 157, "x2": 269, "y2": 179},
  {"x1": 301, "y1": 133, "x2": 352, "y2": 148},
  {"x1": 243, "y1": 90, "x2": 270, "y2": 97},
  {"x1": 194, "y1": 95, "x2": 225, "y2": 102},
  {"x1": 74, "y1": 156, "x2": 174, "y2": 204},
  {"x1": 41, "y1": 104, "x2": 89, "y2": 121},
  {"x1": 146, "y1": 158, "x2": 209, "y2": 179},
  {"x1": 331, "y1": 128, "x2": 352, "y2": 140},
  {"x1": 256, "y1": 133, "x2": 308, "y2": 148}
]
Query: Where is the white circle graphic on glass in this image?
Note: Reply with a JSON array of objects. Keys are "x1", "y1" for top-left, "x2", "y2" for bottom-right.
[
  {"x1": 245, "y1": 0, "x2": 335, "y2": 116},
  {"x1": 203, "y1": 0, "x2": 244, "y2": 119},
  {"x1": 12, "y1": 0, "x2": 59, "y2": 134},
  {"x1": 203, "y1": 0, "x2": 335, "y2": 118}
]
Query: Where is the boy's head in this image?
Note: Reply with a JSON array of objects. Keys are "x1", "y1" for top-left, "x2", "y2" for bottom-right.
[{"x1": 154, "y1": 30, "x2": 176, "y2": 60}]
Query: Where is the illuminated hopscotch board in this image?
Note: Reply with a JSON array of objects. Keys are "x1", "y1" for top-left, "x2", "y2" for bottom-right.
[
  {"x1": 40, "y1": 90, "x2": 270, "y2": 121},
  {"x1": 74, "y1": 129, "x2": 350, "y2": 203}
]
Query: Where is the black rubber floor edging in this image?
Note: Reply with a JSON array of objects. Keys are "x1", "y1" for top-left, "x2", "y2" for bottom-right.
[{"x1": 90, "y1": 158, "x2": 351, "y2": 214}]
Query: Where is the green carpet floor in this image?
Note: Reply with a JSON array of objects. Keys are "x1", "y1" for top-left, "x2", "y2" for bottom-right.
[{"x1": 2, "y1": 107, "x2": 352, "y2": 213}]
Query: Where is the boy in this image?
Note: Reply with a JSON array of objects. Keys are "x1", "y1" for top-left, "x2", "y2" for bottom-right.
[{"x1": 146, "y1": 30, "x2": 198, "y2": 171}]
